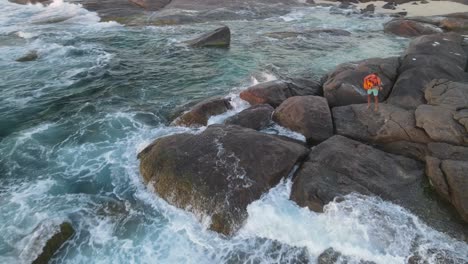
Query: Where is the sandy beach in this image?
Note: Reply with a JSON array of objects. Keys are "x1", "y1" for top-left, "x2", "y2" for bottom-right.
[{"x1": 316, "y1": 0, "x2": 468, "y2": 16}]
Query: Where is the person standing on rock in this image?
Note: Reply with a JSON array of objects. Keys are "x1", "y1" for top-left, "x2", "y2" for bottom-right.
[{"x1": 363, "y1": 72, "x2": 383, "y2": 111}]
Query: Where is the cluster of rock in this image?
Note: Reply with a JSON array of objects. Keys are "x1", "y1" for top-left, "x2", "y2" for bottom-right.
[
  {"x1": 384, "y1": 13, "x2": 468, "y2": 37},
  {"x1": 139, "y1": 31, "x2": 468, "y2": 253}
]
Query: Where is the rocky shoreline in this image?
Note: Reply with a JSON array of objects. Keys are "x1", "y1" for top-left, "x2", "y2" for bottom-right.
[
  {"x1": 139, "y1": 28, "x2": 468, "y2": 252},
  {"x1": 112, "y1": 0, "x2": 468, "y2": 254}
]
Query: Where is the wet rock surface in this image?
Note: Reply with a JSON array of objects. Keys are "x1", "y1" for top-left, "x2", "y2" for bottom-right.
[
  {"x1": 290, "y1": 135, "x2": 468, "y2": 239},
  {"x1": 16, "y1": 50, "x2": 38, "y2": 62},
  {"x1": 273, "y1": 96, "x2": 333, "y2": 144},
  {"x1": 171, "y1": 97, "x2": 232, "y2": 127},
  {"x1": 224, "y1": 104, "x2": 273, "y2": 130},
  {"x1": 384, "y1": 19, "x2": 443, "y2": 37},
  {"x1": 138, "y1": 124, "x2": 308, "y2": 235},
  {"x1": 20, "y1": 221, "x2": 75, "y2": 264},
  {"x1": 185, "y1": 26, "x2": 231, "y2": 48},
  {"x1": 240, "y1": 80, "x2": 321, "y2": 108}
]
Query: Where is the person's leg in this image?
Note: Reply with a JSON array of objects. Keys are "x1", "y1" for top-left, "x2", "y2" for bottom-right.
[
  {"x1": 373, "y1": 89, "x2": 379, "y2": 111},
  {"x1": 374, "y1": 95, "x2": 379, "y2": 111},
  {"x1": 367, "y1": 94, "x2": 371, "y2": 109}
]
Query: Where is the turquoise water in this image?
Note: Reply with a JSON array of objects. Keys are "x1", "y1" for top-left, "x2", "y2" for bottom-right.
[{"x1": 1, "y1": 1, "x2": 467, "y2": 263}]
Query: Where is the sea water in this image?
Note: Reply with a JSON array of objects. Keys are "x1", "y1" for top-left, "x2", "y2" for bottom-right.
[{"x1": 1, "y1": 1, "x2": 467, "y2": 263}]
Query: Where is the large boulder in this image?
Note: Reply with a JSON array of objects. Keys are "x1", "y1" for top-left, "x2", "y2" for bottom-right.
[
  {"x1": 272, "y1": 96, "x2": 333, "y2": 144},
  {"x1": 428, "y1": 142, "x2": 468, "y2": 160},
  {"x1": 138, "y1": 124, "x2": 308, "y2": 235},
  {"x1": 383, "y1": 19, "x2": 443, "y2": 37},
  {"x1": 171, "y1": 97, "x2": 232, "y2": 127},
  {"x1": 415, "y1": 105, "x2": 468, "y2": 145},
  {"x1": 332, "y1": 104, "x2": 431, "y2": 144},
  {"x1": 386, "y1": 33, "x2": 468, "y2": 109},
  {"x1": 224, "y1": 104, "x2": 273, "y2": 130},
  {"x1": 185, "y1": 26, "x2": 231, "y2": 48},
  {"x1": 20, "y1": 221, "x2": 74, "y2": 264},
  {"x1": 424, "y1": 79, "x2": 468, "y2": 110},
  {"x1": 290, "y1": 135, "x2": 424, "y2": 212},
  {"x1": 290, "y1": 135, "x2": 467, "y2": 238},
  {"x1": 415, "y1": 79, "x2": 468, "y2": 145},
  {"x1": 322, "y1": 57, "x2": 400, "y2": 107},
  {"x1": 240, "y1": 80, "x2": 322, "y2": 108},
  {"x1": 426, "y1": 158, "x2": 468, "y2": 223}
]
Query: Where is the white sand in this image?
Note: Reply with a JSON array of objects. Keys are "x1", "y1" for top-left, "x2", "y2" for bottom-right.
[{"x1": 315, "y1": 0, "x2": 468, "y2": 17}]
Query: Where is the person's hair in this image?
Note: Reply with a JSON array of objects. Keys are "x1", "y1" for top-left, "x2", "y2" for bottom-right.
[{"x1": 372, "y1": 72, "x2": 379, "y2": 76}]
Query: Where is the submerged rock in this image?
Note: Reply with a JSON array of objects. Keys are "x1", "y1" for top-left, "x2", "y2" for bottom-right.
[
  {"x1": 386, "y1": 33, "x2": 467, "y2": 109},
  {"x1": 264, "y1": 29, "x2": 351, "y2": 39},
  {"x1": 273, "y1": 96, "x2": 333, "y2": 144},
  {"x1": 20, "y1": 221, "x2": 74, "y2": 264},
  {"x1": 8, "y1": 0, "x2": 50, "y2": 4},
  {"x1": 138, "y1": 124, "x2": 308, "y2": 235},
  {"x1": 224, "y1": 104, "x2": 274, "y2": 130},
  {"x1": 383, "y1": 19, "x2": 443, "y2": 37},
  {"x1": 332, "y1": 104, "x2": 431, "y2": 144},
  {"x1": 16, "y1": 50, "x2": 38, "y2": 62},
  {"x1": 128, "y1": 0, "x2": 171, "y2": 10},
  {"x1": 322, "y1": 57, "x2": 399, "y2": 107},
  {"x1": 240, "y1": 80, "x2": 322, "y2": 108},
  {"x1": 171, "y1": 97, "x2": 232, "y2": 127},
  {"x1": 185, "y1": 26, "x2": 231, "y2": 48}
]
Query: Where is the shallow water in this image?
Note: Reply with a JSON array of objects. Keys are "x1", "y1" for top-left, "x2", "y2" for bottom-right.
[{"x1": 1, "y1": 1, "x2": 467, "y2": 263}]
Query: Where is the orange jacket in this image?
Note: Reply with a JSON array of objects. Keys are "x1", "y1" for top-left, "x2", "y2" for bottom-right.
[{"x1": 363, "y1": 74, "x2": 382, "y2": 90}]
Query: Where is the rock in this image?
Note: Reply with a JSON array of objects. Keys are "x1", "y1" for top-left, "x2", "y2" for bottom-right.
[
  {"x1": 128, "y1": 0, "x2": 171, "y2": 10},
  {"x1": 425, "y1": 156, "x2": 450, "y2": 201},
  {"x1": 224, "y1": 104, "x2": 273, "y2": 130},
  {"x1": 332, "y1": 103, "x2": 431, "y2": 144},
  {"x1": 273, "y1": 96, "x2": 333, "y2": 144},
  {"x1": 383, "y1": 19, "x2": 443, "y2": 37},
  {"x1": 361, "y1": 4, "x2": 375, "y2": 14},
  {"x1": 240, "y1": 80, "x2": 322, "y2": 108},
  {"x1": 420, "y1": 0, "x2": 428, "y2": 3},
  {"x1": 440, "y1": 17, "x2": 468, "y2": 33},
  {"x1": 317, "y1": 248, "x2": 341, "y2": 264},
  {"x1": 138, "y1": 124, "x2": 308, "y2": 235},
  {"x1": 379, "y1": 141, "x2": 428, "y2": 161},
  {"x1": 382, "y1": 2, "x2": 396, "y2": 9},
  {"x1": 425, "y1": 79, "x2": 468, "y2": 110},
  {"x1": 8, "y1": 0, "x2": 50, "y2": 4},
  {"x1": 172, "y1": 97, "x2": 232, "y2": 127},
  {"x1": 426, "y1": 158, "x2": 468, "y2": 222},
  {"x1": 185, "y1": 26, "x2": 231, "y2": 48},
  {"x1": 16, "y1": 50, "x2": 38, "y2": 62},
  {"x1": 428, "y1": 142, "x2": 468, "y2": 160},
  {"x1": 322, "y1": 57, "x2": 399, "y2": 107},
  {"x1": 290, "y1": 135, "x2": 424, "y2": 213},
  {"x1": 290, "y1": 135, "x2": 468, "y2": 238},
  {"x1": 317, "y1": 247, "x2": 376, "y2": 264},
  {"x1": 387, "y1": 33, "x2": 467, "y2": 109},
  {"x1": 415, "y1": 105, "x2": 467, "y2": 145},
  {"x1": 20, "y1": 221, "x2": 74, "y2": 264}
]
